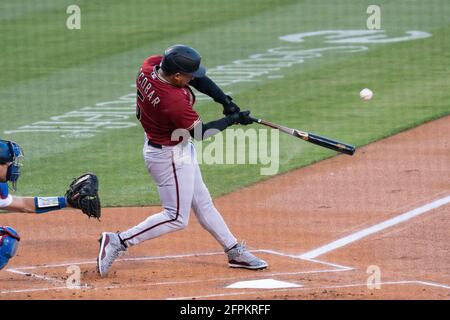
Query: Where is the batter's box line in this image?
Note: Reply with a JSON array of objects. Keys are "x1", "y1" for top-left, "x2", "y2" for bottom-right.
[
  {"x1": 5, "y1": 267, "x2": 93, "y2": 291},
  {"x1": 257, "y1": 249, "x2": 354, "y2": 271},
  {"x1": 8, "y1": 249, "x2": 354, "y2": 271},
  {"x1": 6, "y1": 267, "x2": 67, "y2": 285},
  {"x1": 1, "y1": 267, "x2": 351, "y2": 296},
  {"x1": 2, "y1": 249, "x2": 354, "y2": 294}
]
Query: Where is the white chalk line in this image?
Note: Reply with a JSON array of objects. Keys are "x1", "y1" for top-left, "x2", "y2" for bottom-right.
[
  {"x1": 6, "y1": 268, "x2": 66, "y2": 285},
  {"x1": 10, "y1": 252, "x2": 226, "y2": 270},
  {"x1": 258, "y1": 250, "x2": 353, "y2": 271},
  {"x1": 93, "y1": 268, "x2": 350, "y2": 293},
  {"x1": 5, "y1": 196, "x2": 449, "y2": 296},
  {"x1": 168, "y1": 280, "x2": 450, "y2": 300},
  {"x1": 415, "y1": 281, "x2": 450, "y2": 290},
  {"x1": 0, "y1": 249, "x2": 351, "y2": 295},
  {"x1": 9, "y1": 249, "x2": 353, "y2": 271},
  {"x1": 305, "y1": 258, "x2": 354, "y2": 271},
  {"x1": 0, "y1": 268, "x2": 349, "y2": 295},
  {"x1": 1, "y1": 286, "x2": 73, "y2": 295},
  {"x1": 299, "y1": 195, "x2": 450, "y2": 259}
]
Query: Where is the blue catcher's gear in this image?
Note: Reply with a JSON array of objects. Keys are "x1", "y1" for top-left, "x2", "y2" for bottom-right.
[
  {"x1": 0, "y1": 226, "x2": 20, "y2": 270},
  {"x1": 0, "y1": 139, "x2": 24, "y2": 191}
]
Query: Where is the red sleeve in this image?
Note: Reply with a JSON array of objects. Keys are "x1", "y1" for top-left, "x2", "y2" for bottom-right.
[
  {"x1": 170, "y1": 98, "x2": 201, "y2": 131},
  {"x1": 146, "y1": 55, "x2": 163, "y2": 66}
]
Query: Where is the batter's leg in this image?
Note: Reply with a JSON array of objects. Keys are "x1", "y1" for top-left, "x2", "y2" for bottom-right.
[
  {"x1": 119, "y1": 143, "x2": 195, "y2": 246},
  {"x1": 190, "y1": 144, "x2": 237, "y2": 251},
  {"x1": 189, "y1": 144, "x2": 268, "y2": 269}
]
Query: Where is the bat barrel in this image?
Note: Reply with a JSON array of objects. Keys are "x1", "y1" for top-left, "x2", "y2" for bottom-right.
[
  {"x1": 307, "y1": 133, "x2": 355, "y2": 155},
  {"x1": 250, "y1": 116, "x2": 356, "y2": 156}
]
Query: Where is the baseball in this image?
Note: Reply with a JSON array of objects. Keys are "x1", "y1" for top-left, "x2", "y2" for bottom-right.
[{"x1": 360, "y1": 88, "x2": 373, "y2": 101}]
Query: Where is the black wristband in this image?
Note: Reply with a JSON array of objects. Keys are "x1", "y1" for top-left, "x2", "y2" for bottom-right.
[
  {"x1": 205, "y1": 117, "x2": 233, "y2": 131},
  {"x1": 189, "y1": 117, "x2": 233, "y2": 140}
]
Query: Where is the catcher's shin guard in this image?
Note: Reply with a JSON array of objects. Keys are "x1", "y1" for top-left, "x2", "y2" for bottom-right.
[{"x1": 0, "y1": 226, "x2": 20, "y2": 270}]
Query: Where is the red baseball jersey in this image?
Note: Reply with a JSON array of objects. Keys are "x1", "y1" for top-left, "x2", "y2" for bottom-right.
[{"x1": 135, "y1": 55, "x2": 201, "y2": 146}]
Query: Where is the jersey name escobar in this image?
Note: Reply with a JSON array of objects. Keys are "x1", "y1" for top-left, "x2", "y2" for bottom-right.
[{"x1": 135, "y1": 56, "x2": 200, "y2": 146}]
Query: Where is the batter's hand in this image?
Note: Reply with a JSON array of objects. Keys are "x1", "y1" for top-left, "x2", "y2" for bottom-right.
[
  {"x1": 227, "y1": 110, "x2": 254, "y2": 126},
  {"x1": 222, "y1": 95, "x2": 241, "y2": 116}
]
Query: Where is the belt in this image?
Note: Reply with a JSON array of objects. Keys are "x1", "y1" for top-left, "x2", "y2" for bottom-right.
[{"x1": 147, "y1": 140, "x2": 162, "y2": 149}]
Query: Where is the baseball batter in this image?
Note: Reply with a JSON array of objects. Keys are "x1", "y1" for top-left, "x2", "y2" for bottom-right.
[
  {"x1": 97, "y1": 45, "x2": 268, "y2": 276},
  {"x1": 0, "y1": 139, "x2": 100, "y2": 270}
]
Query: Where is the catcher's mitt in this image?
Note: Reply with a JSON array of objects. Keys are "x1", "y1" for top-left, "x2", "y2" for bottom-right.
[{"x1": 65, "y1": 173, "x2": 101, "y2": 220}]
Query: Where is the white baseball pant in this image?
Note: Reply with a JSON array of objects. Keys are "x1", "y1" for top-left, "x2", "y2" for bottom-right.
[{"x1": 119, "y1": 138, "x2": 237, "y2": 251}]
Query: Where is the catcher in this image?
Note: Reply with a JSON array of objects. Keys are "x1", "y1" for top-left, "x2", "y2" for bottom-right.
[{"x1": 0, "y1": 138, "x2": 100, "y2": 270}]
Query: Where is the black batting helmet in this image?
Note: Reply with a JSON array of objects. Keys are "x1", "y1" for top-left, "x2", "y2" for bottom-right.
[{"x1": 160, "y1": 44, "x2": 206, "y2": 77}]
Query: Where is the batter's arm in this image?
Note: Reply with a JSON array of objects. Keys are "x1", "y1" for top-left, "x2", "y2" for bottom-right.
[
  {"x1": 190, "y1": 117, "x2": 234, "y2": 141},
  {"x1": 189, "y1": 77, "x2": 239, "y2": 115},
  {"x1": 189, "y1": 111, "x2": 253, "y2": 141},
  {"x1": 189, "y1": 76, "x2": 229, "y2": 104}
]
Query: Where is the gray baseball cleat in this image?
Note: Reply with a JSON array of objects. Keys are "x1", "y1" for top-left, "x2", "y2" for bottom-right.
[
  {"x1": 227, "y1": 241, "x2": 268, "y2": 270},
  {"x1": 97, "y1": 232, "x2": 127, "y2": 277}
]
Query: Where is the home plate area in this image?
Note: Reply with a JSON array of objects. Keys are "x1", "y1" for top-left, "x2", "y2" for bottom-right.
[
  {"x1": 226, "y1": 279, "x2": 302, "y2": 289},
  {"x1": 2, "y1": 250, "x2": 354, "y2": 299}
]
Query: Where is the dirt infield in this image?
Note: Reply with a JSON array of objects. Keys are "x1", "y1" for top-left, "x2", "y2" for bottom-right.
[{"x1": 1, "y1": 116, "x2": 449, "y2": 299}]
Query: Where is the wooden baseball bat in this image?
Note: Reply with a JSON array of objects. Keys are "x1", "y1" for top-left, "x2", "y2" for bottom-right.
[{"x1": 249, "y1": 116, "x2": 356, "y2": 156}]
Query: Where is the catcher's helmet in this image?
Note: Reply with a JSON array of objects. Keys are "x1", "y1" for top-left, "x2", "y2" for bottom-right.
[
  {"x1": 0, "y1": 139, "x2": 24, "y2": 191},
  {"x1": 160, "y1": 44, "x2": 206, "y2": 77},
  {"x1": 0, "y1": 226, "x2": 20, "y2": 270}
]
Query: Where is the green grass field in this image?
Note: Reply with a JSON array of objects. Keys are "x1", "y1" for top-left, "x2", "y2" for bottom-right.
[{"x1": 1, "y1": 0, "x2": 449, "y2": 207}]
